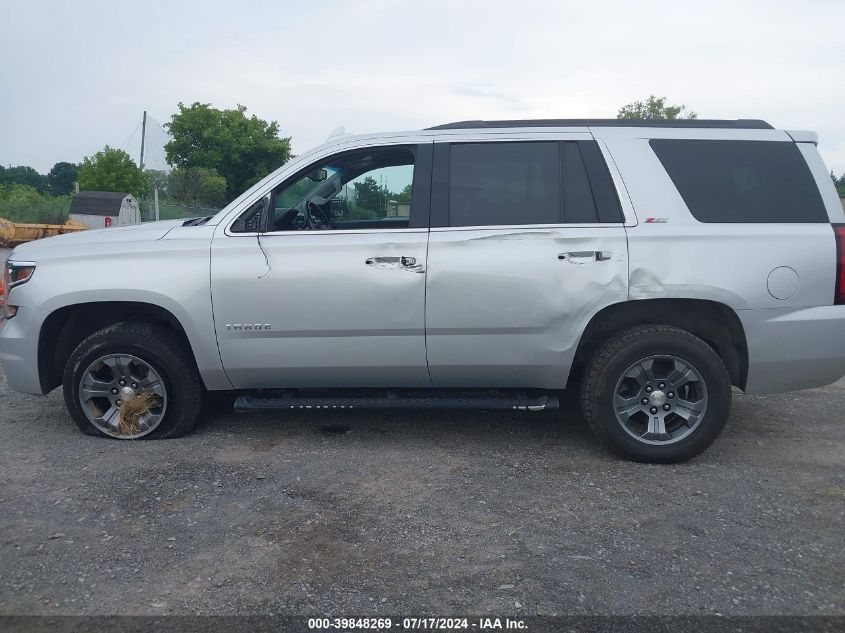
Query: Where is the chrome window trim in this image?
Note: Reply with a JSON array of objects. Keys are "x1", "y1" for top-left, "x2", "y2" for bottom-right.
[
  {"x1": 223, "y1": 227, "x2": 428, "y2": 237},
  {"x1": 429, "y1": 223, "x2": 626, "y2": 233}
]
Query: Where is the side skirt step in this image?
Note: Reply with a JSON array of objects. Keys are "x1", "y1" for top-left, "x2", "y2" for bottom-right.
[{"x1": 234, "y1": 392, "x2": 559, "y2": 413}]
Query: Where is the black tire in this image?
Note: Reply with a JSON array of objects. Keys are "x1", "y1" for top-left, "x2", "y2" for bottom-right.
[
  {"x1": 580, "y1": 325, "x2": 731, "y2": 463},
  {"x1": 63, "y1": 321, "x2": 204, "y2": 439}
]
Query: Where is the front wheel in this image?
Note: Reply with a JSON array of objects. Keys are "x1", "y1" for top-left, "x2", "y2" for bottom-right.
[
  {"x1": 580, "y1": 325, "x2": 731, "y2": 463},
  {"x1": 63, "y1": 322, "x2": 204, "y2": 439}
]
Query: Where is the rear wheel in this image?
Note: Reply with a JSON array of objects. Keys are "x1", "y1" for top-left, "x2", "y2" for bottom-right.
[
  {"x1": 63, "y1": 322, "x2": 204, "y2": 439},
  {"x1": 580, "y1": 325, "x2": 731, "y2": 463}
]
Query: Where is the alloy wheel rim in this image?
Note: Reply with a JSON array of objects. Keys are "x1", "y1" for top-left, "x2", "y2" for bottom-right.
[
  {"x1": 612, "y1": 354, "x2": 708, "y2": 446},
  {"x1": 78, "y1": 353, "x2": 167, "y2": 439}
]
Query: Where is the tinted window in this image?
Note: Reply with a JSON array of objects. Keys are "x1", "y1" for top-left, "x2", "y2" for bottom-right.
[
  {"x1": 650, "y1": 139, "x2": 827, "y2": 223},
  {"x1": 449, "y1": 142, "x2": 560, "y2": 226},
  {"x1": 578, "y1": 141, "x2": 624, "y2": 222}
]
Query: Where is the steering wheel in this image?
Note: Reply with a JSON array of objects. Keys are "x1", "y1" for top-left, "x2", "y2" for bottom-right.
[{"x1": 306, "y1": 200, "x2": 335, "y2": 230}]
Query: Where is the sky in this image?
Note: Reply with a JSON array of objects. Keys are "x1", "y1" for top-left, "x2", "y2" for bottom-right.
[{"x1": 1, "y1": 0, "x2": 844, "y2": 177}]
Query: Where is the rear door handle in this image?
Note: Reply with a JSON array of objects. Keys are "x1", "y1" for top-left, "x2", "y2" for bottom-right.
[{"x1": 558, "y1": 251, "x2": 612, "y2": 263}]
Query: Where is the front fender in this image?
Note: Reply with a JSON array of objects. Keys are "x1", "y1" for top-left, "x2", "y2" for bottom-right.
[{"x1": 14, "y1": 236, "x2": 231, "y2": 391}]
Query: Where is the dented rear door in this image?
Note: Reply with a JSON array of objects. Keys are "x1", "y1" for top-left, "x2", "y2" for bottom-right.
[{"x1": 425, "y1": 132, "x2": 630, "y2": 389}]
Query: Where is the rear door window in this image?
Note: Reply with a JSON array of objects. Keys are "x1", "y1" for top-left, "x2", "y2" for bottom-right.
[
  {"x1": 444, "y1": 141, "x2": 623, "y2": 227},
  {"x1": 650, "y1": 139, "x2": 827, "y2": 223},
  {"x1": 449, "y1": 142, "x2": 561, "y2": 226}
]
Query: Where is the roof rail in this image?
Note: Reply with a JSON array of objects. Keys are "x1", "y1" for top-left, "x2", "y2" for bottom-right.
[{"x1": 427, "y1": 119, "x2": 774, "y2": 130}]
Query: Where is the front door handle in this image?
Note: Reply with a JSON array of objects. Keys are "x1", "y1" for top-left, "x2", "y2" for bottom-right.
[
  {"x1": 365, "y1": 256, "x2": 425, "y2": 273},
  {"x1": 558, "y1": 251, "x2": 612, "y2": 263}
]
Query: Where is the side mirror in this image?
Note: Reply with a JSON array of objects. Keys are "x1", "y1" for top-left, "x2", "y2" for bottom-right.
[{"x1": 308, "y1": 168, "x2": 328, "y2": 182}]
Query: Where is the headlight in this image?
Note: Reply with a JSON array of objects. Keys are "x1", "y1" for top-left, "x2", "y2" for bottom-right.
[{"x1": 2, "y1": 261, "x2": 36, "y2": 319}]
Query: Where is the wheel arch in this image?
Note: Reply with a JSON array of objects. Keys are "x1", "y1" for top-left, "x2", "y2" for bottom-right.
[
  {"x1": 571, "y1": 298, "x2": 748, "y2": 390},
  {"x1": 38, "y1": 301, "x2": 200, "y2": 394}
]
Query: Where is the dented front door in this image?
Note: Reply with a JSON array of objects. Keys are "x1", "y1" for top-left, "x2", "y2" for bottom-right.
[
  {"x1": 425, "y1": 227, "x2": 628, "y2": 389},
  {"x1": 211, "y1": 230, "x2": 431, "y2": 389}
]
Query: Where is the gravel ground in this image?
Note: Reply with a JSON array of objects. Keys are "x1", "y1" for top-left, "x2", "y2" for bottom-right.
[{"x1": 0, "y1": 359, "x2": 843, "y2": 617}]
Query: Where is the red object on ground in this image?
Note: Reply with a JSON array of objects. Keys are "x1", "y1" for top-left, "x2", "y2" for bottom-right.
[{"x1": 104, "y1": 217, "x2": 112, "y2": 228}]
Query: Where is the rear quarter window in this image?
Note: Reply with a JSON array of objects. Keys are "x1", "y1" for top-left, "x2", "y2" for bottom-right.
[{"x1": 650, "y1": 139, "x2": 828, "y2": 223}]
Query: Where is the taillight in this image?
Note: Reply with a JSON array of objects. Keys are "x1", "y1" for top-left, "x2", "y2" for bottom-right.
[
  {"x1": 834, "y1": 225, "x2": 845, "y2": 305},
  {"x1": 3, "y1": 261, "x2": 36, "y2": 319}
]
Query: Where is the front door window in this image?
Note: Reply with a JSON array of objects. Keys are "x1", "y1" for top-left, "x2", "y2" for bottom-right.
[{"x1": 271, "y1": 147, "x2": 415, "y2": 231}]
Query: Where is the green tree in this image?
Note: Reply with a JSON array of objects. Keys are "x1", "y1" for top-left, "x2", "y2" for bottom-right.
[
  {"x1": 144, "y1": 169, "x2": 170, "y2": 197},
  {"x1": 394, "y1": 183, "x2": 413, "y2": 204},
  {"x1": 352, "y1": 176, "x2": 386, "y2": 217},
  {"x1": 47, "y1": 161, "x2": 78, "y2": 196},
  {"x1": 164, "y1": 102, "x2": 292, "y2": 201},
  {"x1": 0, "y1": 165, "x2": 48, "y2": 192},
  {"x1": 0, "y1": 184, "x2": 70, "y2": 224},
  {"x1": 617, "y1": 95, "x2": 697, "y2": 120},
  {"x1": 168, "y1": 167, "x2": 227, "y2": 207},
  {"x1": 77, "y1": 146, "x2": 147, "y2": 198}
]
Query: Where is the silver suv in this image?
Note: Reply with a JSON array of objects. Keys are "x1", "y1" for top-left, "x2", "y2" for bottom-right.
[{"x1": 3, "y1": 119, "x2": 844, "y2": 463}]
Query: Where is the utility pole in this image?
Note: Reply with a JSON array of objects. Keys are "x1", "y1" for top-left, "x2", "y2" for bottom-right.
[{"x1": 139, "y1": 110, "x2": 147, "y2": 170}]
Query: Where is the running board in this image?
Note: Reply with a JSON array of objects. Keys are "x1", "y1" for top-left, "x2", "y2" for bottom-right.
[{"x1": 234, "y1": 392, "x2": 559, "y2": 413}]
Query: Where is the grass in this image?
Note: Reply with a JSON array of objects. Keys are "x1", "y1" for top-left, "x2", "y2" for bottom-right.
[{"x1": 118, "y1": 392, "x2": 157, "y2": 436}]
